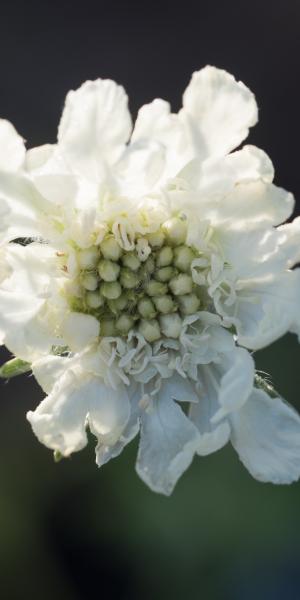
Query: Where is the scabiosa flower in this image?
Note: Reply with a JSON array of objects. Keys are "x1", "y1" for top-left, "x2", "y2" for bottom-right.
[{"x1": 1, "y1": 66, "x2": 300, "y2": 495}]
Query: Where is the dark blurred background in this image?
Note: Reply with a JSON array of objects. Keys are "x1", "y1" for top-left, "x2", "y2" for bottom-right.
[{"x1": 0, "y1": 0, "x2": 300, "y2": 598}]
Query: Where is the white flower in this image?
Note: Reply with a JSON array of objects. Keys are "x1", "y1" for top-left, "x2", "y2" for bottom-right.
[{"x1": 1, "y1": 66, "x2": 300, "y2": 495}]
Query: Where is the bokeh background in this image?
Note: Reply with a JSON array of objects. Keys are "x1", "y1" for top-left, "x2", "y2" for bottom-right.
[{"x1": 0, "y1": 1, "x2": 300, "y2": 598}]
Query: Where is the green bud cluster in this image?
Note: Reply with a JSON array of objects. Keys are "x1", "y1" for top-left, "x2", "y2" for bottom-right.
[{"x1": 67, "y1": 218, "x2": 202, "y2": 342}]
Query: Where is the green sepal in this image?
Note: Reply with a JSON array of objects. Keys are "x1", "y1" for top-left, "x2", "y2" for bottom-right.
[
  {"x1": 53, "y1": 450, "x2": 64, "y2": 463},
  {"x1": 0, "y1": 358, "x2": 31, "y2": 379}
]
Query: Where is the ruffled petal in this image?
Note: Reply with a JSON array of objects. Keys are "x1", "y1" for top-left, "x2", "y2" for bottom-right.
[
  {"x1": 230, "y1": 389, "x2": 300, "y2": 484},
  {"x1": 27, "y1": 368, "x2": 130, "y2": 456},
  {"x1": 136, "y1": 392, "x2": 199, "y2": 495},
  {"x1": 181, "y1": 66, "x2": 258, "y2": 160},
  {"x1": 58, "y1": 79, "x2": 132, "y2": 179}
]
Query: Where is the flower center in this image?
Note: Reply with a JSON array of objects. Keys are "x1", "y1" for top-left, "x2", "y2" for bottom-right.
[{"x1": 62, "y1": 216, "x2": 205, "y2": 343}]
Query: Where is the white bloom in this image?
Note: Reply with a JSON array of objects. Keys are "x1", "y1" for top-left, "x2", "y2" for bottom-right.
[{"x1": 1, "y1": 66, "x2": 300, "y2": 495}]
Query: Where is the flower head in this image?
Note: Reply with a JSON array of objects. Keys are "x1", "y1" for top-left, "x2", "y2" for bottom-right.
[{"x1": 1, "y1": 66, "x2": 300, "y2": 494}]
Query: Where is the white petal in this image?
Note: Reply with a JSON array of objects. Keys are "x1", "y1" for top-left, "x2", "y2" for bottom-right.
[
  {"x1": 0, "y1": 199, "x2": 11, "y2": 237},
  {"x1": 181, "y1": 66, "x2": 258, "y2": 159},
  {"x1": 61, "y1": 312, "x2": 100, "y2": 352},
  {"x1": 227, "y1": 271, "x2": 300, "y2": 350},
  {"x1": 116, "y1": 140, "x2": 166, "y2": 196},
  {"x1": 179, "y1": 145, "x2": 274, "y2": 194},
  {"x1": 189, "y1": 367, "x2": 230, "y2": 456},
  {"x1": 230, "y1": 389, "x2": 300, "y2": 484},
  {"x1": 0, "y1": 243, "x2": 58, "y2": 358},
  {"x1": 0, "y1": 120, "x2": 25, "y2": 171},
  {"x1": 0, "y1": 291, "x2": 54, "y2": 362},
  {"x1": 27, "y1": 369, "x2": 130, "y2": 456},
  {"x1": 277, "y1": 217, "x2": 300, "y2": 268},
  {"x1": 1, "y1": 242, "x2": 56, "y2": 296},
  {"x1": 25, "y1": 144, "x2": 55, "y2": 171},
  {"x1": 0, "y1": 298, "x2": 59, "y2": 361},
  {"x1": 289, "y1": 269, "x2": 300, "y2": 341},
  {"x1": 0, "y1": 171, "x2": 48, "y2": 241},
  {"x1": 190, "y1": 348, "x2": 254, "y2": 455},
  {"x1": 211, "y1": 348, "x2": 255, "y2": 422},
  {"x1": 25, "y1": 144, "x2": 79, "y2": 207},
  {"x1": 216, "y1": 181, "x2": 294, "y2": 229},
  {"x1": 162, "y1": 373, "x2": 200, "y2": 403},
  {"x1": 0, "y1": 245, "x2": 11, "y2": 283},
  {"x1": 0, "y1": 288, "x2": 44, "y2": 329},
  {"x1": 132, "y1": 99, "x2": 172, "y2": 142},
  {"x1": 131, "y1": 99, "x2": 190, "y2": 177},
  {"x1": 88, "y1": 384, "x2": 130, "y2": 446},
  {"x1": 27, "y1": 370, "x2": 89, "y2": 455},
  {"x1": 215, "y1": 226, "x2": 287, "y2": 281},
  {"x1": 136, "y1": 393, "x2": 199, "y2": 495},
  {"x1": 32, "y1": 355, "x2": 72, "y2": 394},
  {"x1": 58, "y1": 79, "x2": 132, "y2": 178},
  {"x1": 95, "y1": 386, "x2": 139, "y2": 466}
]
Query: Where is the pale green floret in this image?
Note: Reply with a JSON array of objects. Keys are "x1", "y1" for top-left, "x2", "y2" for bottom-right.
[
  {"x1": 100, "y1": 235, "x2": 122, "y2": 261},
  {"x1": 162, "y1": 217, "x2": 187, "y2": 246},
  {"x1": 169, "y1": 274, "x2": 193, "y2": 296},
  {"x1": 139, "y1": 319, "x2": 161, "y2": 342},
  {"x1": 146, "y1": 230, "x2": 165, "y2": 248},
  {"x1": 159, "y1": 313, "x2": 183, "y2": 338},
  {"x1": 144, "y1": 257, "x2": 155, "y2": 273},
  {"x1": 98, "y1": 259, "x2": 120, "y2": 282},
  {"x1": 138, "y1": 298, "x2": 156, "y2": 319},
  {"x1": 153, "y1": 295, "x2": 175, "y2": 314},
  {"x1": 122, "y1": 252, "x2": 141, "y2": 271},
  {"x1": 81, "y1": 272, "x2": 99, "y2": 291},
  {"x1": 116, "y1": 314, "x2": 134, "y2": 334},
  {"x1": 173, "y1": 245, "x2": 194, "y2": 272},
  {"x1": 101, "y1": 318, "x2": 117, "y2": 337},
  {"x1": 108, "y1": 294, "x2": 128, "y2": 314},
  {"x1": 139, "y1": 257, "x2": 155, "y2": 280},
  {"x1": 154, "y1": 266, "x2": 175, "y2": 282},
  {"x1": 85, "y1": 291, "x2": 104, "y2": 309},
  {"x1": 146, "y1": 280, "x2": 168, "y2": 297},
  {"x1": 178, "y1": 293, "x2": 201, "y2": 315},
  {"x1": 78, "y1": 246, "x2": 99, "y2": 269},
  {"x1": 100, "y1": 281, "x2": 122, "y2": 299},
  {"x1": 120, "y1": 268, "x2": 139, "y2": 289},
  {"x1": 156, "y1": 246, "x2": 173, "y2": 267}
]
